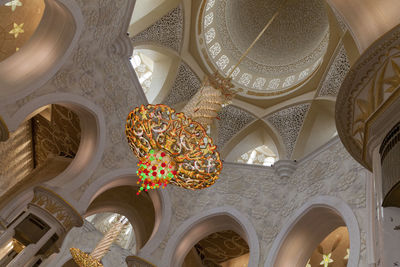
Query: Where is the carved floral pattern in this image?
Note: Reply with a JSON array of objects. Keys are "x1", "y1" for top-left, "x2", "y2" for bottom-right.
[{"x1": 31, "y1": 187, "x2": 83, "y2": 231}]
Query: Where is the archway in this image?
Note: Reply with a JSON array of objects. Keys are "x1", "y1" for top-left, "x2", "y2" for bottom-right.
[
  {"x1": 0, "y1": 0, "x2": 83, "y2": 101},
  {"x1": 0, "y1": 93, "x2": 105, "y2": 220},
  {"x1": 85, "y1": 185, "x2": 156, "y2": 252},
  {"x1": 161, "y1": 207, "x2": 259, "y2": 267},
  {"x1": 265, "y1": 196, "x2": 360, "y2": 267}
]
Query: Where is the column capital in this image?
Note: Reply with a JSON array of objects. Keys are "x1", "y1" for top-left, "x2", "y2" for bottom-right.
[{"x1": 29, "y1": 187, "x2": 83, "y2": 231}]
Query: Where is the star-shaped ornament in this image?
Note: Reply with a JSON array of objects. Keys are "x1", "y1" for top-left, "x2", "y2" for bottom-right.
[
  {"x1": 9, "y1": 23, "x2": 24, "y2": 38},
  {"x1": 344, "y1": 248, "x2": 350, "y2": 260},
  {"x1": 320, "y1": 253, "x2": 333, "y2": 267},
  {"x1": 5, "y1": 0, "x2": 23, "y2": 12}
]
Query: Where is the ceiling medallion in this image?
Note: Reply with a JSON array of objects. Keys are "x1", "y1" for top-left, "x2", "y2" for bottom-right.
[
  {"x1": 70, "y1": 216, "x2": 129, "y2": 267},
  {"x1": 198, "y1": 0, "x2": 329, "y2": 97},
  {"x1": 126, "y1": 0, "x2": 291, "y2": 194}
]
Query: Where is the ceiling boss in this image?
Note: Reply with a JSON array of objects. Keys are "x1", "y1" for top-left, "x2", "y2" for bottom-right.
[{"x1": 125, "y1": 0, "x2": 288, "y2": 194}]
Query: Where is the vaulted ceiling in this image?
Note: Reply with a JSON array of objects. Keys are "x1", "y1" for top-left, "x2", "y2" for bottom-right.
[{"x1": 128, "y1": 0, "x2": 360, "y2": 163}]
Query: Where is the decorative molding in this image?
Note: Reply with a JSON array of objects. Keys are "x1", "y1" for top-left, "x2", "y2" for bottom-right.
[
  {"x1": 130, "y1": 6, "x2": 183, "y2": 53},
  {"x1": 318, "y1": 43, "x2": 350, "y2": 97},
  {"x1": 108, "y1": 32, "x2": 134, "y2": 58},
  {"x1": 216, "y1": 106, "x2": 256, "y2": 148},
  {"x1": 265, "y1": 103, "x2": 311, "y2": 159},
  {"x1": 162, "y1": 62, "x2": 202, "y2": 107},
  {"x1": 0, "y1": 116, "x2": 9, "y2": 142},
  {"x1": 30, "y1": 186, "x2": 83, "y2": 231},
  {"x1": 198, "y1": 0, "x2": 329, "y2": 95},
  {"x1": 336, "y1": 24, "x2": 400, "y2": 170},
  {"x1": 273, "y1": 160, "x2": 298, "y2": 179}
]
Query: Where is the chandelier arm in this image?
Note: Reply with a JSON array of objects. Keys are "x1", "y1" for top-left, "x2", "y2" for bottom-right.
[{"x1": 227, "y1": 0, "x2": 289, "y2": 78}]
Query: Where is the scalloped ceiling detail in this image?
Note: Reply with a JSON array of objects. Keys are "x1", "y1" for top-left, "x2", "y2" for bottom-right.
[
  {"x1": 265, "y1": 103, "x2": 311, "y2": 158},
  {"x1": 130, "y1": 6, "x2": 183, "y2": 52},
  {"x1": 198, "y1": 0, "x2": 329, "y2": 95}
]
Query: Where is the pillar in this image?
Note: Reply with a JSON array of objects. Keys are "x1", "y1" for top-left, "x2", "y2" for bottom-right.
[{"x1": 8, "y1": 228, "x2": 56, "y2": 267}]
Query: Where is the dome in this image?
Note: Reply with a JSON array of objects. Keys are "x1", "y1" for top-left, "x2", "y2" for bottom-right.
[{"x1": 198, "y1": 0, "x2": 329, "y2": 97}]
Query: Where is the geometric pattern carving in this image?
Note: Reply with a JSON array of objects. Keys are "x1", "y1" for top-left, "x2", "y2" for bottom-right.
[
  {"x1": 130, "y1": 6, "x2": 183, "y2": 53},
  {"x1": 266, "y1": 103, "x2": 311, "y2": 158},
  {"x1": 162, "y1": 62, "x2": 202, "y2": 107},
  {"x1": 217, "y1": 106, "x2": 256, "y2": 148},
  {"x1": 30, "y1": 186, "x2": 83, "y2": 231},
  {"x1": 318, "y1": 43, "x2": 350, "y2": 97}
]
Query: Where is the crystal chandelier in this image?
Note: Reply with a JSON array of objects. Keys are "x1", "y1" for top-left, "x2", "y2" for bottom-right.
[{"x1": 126, "y1": 0, "x2": 287, "y2": 194}]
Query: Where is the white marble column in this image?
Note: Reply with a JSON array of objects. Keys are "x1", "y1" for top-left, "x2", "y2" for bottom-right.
[
  {"x1": 0, "y1": 212, "x2": 29, "y2": 248},
  {"x1": 8, "y1": 227, "x2": 56, "y2": 267}
]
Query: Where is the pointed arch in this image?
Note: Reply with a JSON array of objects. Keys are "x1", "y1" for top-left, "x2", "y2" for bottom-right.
[
  {"x1": 4, "y1": 93, "x2": 106, "y2": 192},
  {"x1": 0, "y1": 0, "x2": 83, "y2": 103},
  {"x1": 161, "y1": 206, "x2": 260, "y2": 267},
  {"x1": 79, "y1": 168, "x2": 172, "y2": 258},
  {"x1": 265, "y1": 196, "x2": 360, "y2": 267}
]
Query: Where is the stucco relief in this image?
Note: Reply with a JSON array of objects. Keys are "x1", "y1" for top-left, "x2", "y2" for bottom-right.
[
  {"x1": 1, "y1": 0, "x2": 145, "y2": 200},
  {"x1": 152, "y1": 140, "x2": 367, "y2": 266}
]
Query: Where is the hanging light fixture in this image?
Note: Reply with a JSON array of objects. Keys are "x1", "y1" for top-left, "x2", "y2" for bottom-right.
[
  {"x1": 70, "y1": 215, "x2": 128, "y2": 267},
  {"x1": 126, "y1": 0, "x2": 288, "y2": 194}
]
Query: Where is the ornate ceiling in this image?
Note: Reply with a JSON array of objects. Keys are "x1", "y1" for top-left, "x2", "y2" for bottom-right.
[
  {"x1": 127, "y1": 0, "x2": 357, "y2": 162},
  {"x1": 198, "y1": 0, "x2": 329, "y2": 96}
]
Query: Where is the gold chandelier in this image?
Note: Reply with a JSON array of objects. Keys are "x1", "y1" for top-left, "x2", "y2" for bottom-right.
[
  {"x1": 70, "y1": 216, "x2": 128, "y2": 267},
  {"x1": 125, "y1": 0, "x2": 288, "y2": 194}
]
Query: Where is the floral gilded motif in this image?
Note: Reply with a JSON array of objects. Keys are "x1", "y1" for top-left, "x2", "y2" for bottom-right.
[{"x1": 125, "y1": 104, "x2": 222, "y2": 191}]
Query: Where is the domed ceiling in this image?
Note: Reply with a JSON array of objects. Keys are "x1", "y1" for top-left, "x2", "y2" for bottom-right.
[
  {"x1": 128, "y1": 0, "x2": 354, "y2": 162},
  {"x1": 197, "y1": 0, "x2": 329, "y2": 97}
]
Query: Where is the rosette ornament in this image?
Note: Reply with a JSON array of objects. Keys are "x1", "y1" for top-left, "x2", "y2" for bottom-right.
[{"x1": 126, "y1": 104, "x2": 222, "y2": 194}]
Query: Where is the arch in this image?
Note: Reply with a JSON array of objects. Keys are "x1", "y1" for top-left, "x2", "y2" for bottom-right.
[
  {"x1": 128, "y1": 0, "x2": 181, "y2": 37},
  {"x1": 131, "y1": 44, "x2": 181, "y2": 104},
  {"x1": 0, "y1": 0, "x2": 83, "y2": 103},
  {"x1": 265, "y1": 195, "x2": 360, "y2": 267},
  {"x1": 293, "y1": 99, "x2": 337, "y2": 159},
  {"x1": 161, "y1": 206, "x2": 260, "y2": 267},
  {"x1": 79, "y1": 168, "x2": 172, "y2": 258},
  {"x1": 223, "y1": 119, "x2": 283, "y2": 161},
  {"x1": 3, "y1": 93, "x2": 106, "y2": 193}
]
